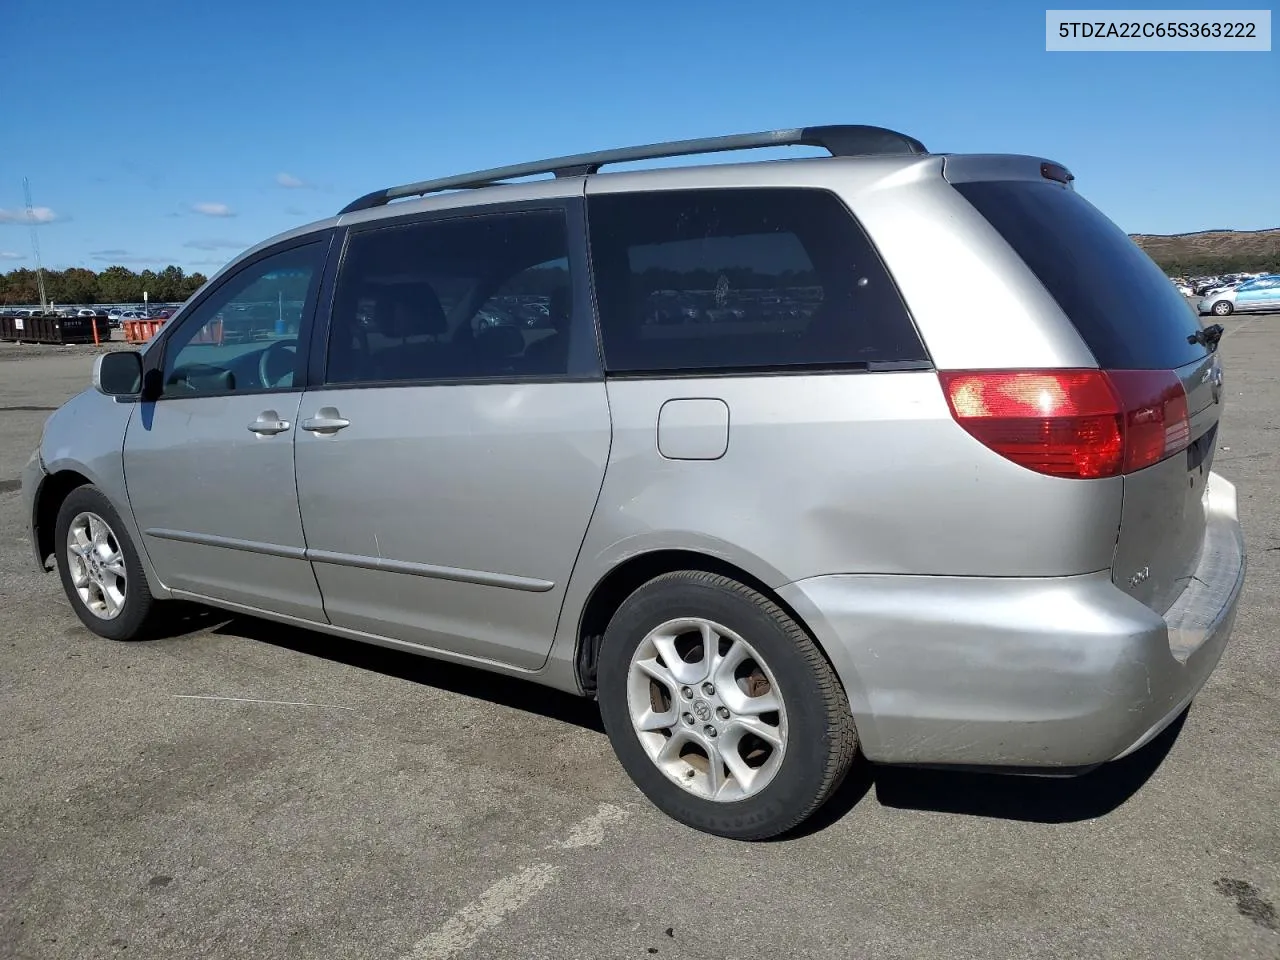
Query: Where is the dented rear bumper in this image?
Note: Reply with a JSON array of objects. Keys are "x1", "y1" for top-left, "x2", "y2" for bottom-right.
[{"x1": 778, "y1": 472, "x2": 1246, "y2": 770}]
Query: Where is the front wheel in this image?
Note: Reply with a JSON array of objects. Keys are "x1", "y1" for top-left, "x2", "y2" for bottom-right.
[
  {"x1": 597, "y1": 570, "x2": 858, "y2": 840},
  {"x1": 54, "y1": 485, "x2": 158, "y2": 641},
  {"x1": 1211, "y1": 300, "x2": 1234, "y2": 316}
]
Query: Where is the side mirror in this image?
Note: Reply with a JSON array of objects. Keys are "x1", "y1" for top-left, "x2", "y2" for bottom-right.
[{"x1": 93, "y1": 351, "x2": 144, "y2": 398}]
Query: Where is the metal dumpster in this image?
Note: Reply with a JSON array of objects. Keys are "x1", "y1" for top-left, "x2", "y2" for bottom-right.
[{"x1": 0, "y1": 314, "x2": 110, "y2": 344}]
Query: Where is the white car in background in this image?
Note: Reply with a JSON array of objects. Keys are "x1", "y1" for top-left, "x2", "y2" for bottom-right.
[{"x1": 1201, "y1": 279, "x2": 1250, "y2": 300}]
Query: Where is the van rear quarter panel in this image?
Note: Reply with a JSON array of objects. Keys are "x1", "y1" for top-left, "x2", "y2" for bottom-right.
[
  {"x1": 581, "y1": 373, "x2": 1122, "y2": 586},
  {"x1": 560, "y1": 158, "x2": 1125, "y2": 687},
  {"x1": 843, "y1": 160, "x2": 1098, "y2": 371}
]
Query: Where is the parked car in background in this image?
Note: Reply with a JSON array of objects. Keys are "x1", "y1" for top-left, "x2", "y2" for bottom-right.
[
  {"x1": 512, "y1": 299, "x2": 553, "y2": 327},
  {"x1": 21, "y1": 124, "x2": 1246, "y2": 840},
  {"x1": 1201, "y1": 279, "x2": 1244, "y2": 299},
  {"x1": 1199, "y1": 274, "x2": 1280, "y2": 316}
]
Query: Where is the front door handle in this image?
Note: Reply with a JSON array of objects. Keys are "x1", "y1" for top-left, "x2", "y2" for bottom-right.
[
  {"x1": 301, "y1": 406, "x2": 351, "y2": 434},
  {"x1": 247, "y1": 411, "x2": 291, "y2": 436}
]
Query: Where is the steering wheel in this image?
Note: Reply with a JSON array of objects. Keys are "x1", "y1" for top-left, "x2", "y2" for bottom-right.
[{"x1": 259, "y1": 338, "x2": 298, "y2": 389}]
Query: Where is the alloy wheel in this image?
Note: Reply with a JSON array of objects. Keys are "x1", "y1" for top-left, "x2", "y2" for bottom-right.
[
  {"x1": 65, "y1": 511, "x2": 127, "y2": 620},
  {"x1": 627, "y1": 617, "x2": 788, "y2": 802}
]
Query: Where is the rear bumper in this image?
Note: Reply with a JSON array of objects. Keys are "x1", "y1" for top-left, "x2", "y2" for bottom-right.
[{"x1": 778, "y1": 471, "x2": 1246, "y2": 770}]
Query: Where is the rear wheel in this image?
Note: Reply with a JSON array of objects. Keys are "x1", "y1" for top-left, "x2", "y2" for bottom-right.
[
  {"x1": 1211, "y1": 300, "x2": 1233, "y2": 316},
  {"x1": 597, "y1": 570, "x2": 857, "y2": 840},
  {"x1": 54, "y1": 485, "x2": 158, "y2": 641}
]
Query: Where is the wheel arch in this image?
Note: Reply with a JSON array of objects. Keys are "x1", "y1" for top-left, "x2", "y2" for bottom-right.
[
  {"x1": 573, "y1": 548, "x2": 839, "y2": 699},
  {"x1": 32, "y1": 468, "x2": 94, "y2": 571},
  {"x1": 33, "y1": 459, "x2": 168, "y2": 597}
]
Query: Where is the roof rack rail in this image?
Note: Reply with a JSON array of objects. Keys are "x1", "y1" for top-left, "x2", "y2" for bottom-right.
[{"x1": 337, "y1": 124, "x2": 928, "y2": 215}]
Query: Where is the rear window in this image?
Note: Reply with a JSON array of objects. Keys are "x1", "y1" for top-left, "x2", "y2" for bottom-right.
[
  {"x1": 954, "y1": 180, "x2": 1207, "y2": 370},
  {"x1": 587, "y1": 187, "x2": 927, "y2": 374}
]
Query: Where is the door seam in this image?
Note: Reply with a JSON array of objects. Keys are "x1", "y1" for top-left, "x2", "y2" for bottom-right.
[{"x1": 292, "y1": 390, "x2": 332, "y2": 625}]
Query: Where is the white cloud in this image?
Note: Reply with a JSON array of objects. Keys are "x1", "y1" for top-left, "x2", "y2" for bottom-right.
[
  {"x1": 0, "y1": 206, "x2": 60, "y2": 224},
  {"x1": 191, "y1": 202, "x2": 235, "y2": 217},
  {"x1": 183, "y1": 238, "x2": 245, "y2": 250},
  {"x1": 0, "y1": 251, "x2": 25, "y2": 260},
  {"x1": 276, "y1": 172, "x2": 310, "y2": 189},
  {"x1": 91, "y1": 254, "x2": 174, "y2": 264}
]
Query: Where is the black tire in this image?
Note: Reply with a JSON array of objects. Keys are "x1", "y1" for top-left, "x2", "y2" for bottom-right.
[
  {"x1": 597, "y1": 570, "x2": 858, "y2": 840},
  {"x1": 54, "y1": 485, "x2": 158, "y2": 641},
  {"x1": 1211, "y1": 300, "x2": 1233, "y2": 316}
]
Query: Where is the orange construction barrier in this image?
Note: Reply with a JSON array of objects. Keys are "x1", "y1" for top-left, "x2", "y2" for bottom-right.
[
  {"x1": 123, "y1": 318, "x2": 168, "y2": 344},
  {"x1": 190, "y1": 318, "x2": 224, "y2": 345}
]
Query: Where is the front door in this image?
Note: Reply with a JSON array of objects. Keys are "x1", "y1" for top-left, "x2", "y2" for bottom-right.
[
  {"x1": 123, "y1": 238, "x2": 331, "y2": 620},
  {"x1": 1235, "y1": 277, "x2": 1280, "y2": 313},
  {"x1": 295, "y1": 203, "x2": 610, "y2": 669}
]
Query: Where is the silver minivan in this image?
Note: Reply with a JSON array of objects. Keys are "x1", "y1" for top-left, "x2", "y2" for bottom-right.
[{"x1": 22, "y1": 126, "x2": 1246, "y2": 839}]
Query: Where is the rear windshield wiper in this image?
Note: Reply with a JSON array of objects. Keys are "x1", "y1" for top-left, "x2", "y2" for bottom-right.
[{"x1": 1188, "y1": 323, "x2": 1224, "y2": 351}]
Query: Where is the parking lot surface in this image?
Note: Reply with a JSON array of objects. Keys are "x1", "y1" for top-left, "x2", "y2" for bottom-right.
[{"x1": 2, "y1": 318, "x2": 1277, "y2": 960}]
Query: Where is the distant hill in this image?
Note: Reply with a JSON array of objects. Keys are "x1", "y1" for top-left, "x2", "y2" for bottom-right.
[{"x1": 1130, "y1": 228, "x2": 1280, "y2": 275}]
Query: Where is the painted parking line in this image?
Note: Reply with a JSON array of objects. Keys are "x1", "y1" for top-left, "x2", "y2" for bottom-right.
[{"x1": 402, "y1": 802, "x2": 635, "y2": 960}]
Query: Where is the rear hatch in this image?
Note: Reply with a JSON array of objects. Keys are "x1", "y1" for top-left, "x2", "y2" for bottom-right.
[{"x1": 951, "y1": 172, "x2": 1221, "y2": 615}]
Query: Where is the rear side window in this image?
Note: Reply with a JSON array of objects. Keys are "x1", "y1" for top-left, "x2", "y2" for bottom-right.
[
  {"x1": 954, "y1": 180, "x2": 1207, "y2": 370},
  {"x1": 326, "y1": 210, "x2": 578, "y2": 384},
  {"x1": 587, "y1": 188, "x2": 926, "y2": 374}
]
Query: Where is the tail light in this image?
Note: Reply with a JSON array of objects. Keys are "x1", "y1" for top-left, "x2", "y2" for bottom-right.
[{"x1": 939, "y1": 369, "x2": 1191, "y2": 480}]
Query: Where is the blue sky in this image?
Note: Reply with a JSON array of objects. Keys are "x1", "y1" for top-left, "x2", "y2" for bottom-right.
[{"x1": 1, "y1": 0, "x2": 1276, "y2": 273}]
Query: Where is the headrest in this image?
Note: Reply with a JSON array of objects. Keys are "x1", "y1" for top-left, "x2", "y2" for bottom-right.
[
  {"x1": 474, "y1": 323, "x2": 525, "y2": 360},
  {"x1": 381, "y1": 283, "x2": 447, "y2": 338}
]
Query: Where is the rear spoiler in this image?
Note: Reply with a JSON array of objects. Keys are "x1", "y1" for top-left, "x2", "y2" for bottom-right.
[{"x1": 942, "y1": 155, "x2": 1075, "y2": 188}]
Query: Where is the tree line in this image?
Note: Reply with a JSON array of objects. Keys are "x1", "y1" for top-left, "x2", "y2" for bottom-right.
[
  {"x1": 1152, "y1": 253, "x2": 1280, "y2": 276},
  {"x1": 0, "y1": 265, "x2": 209, "y2": 306},
  {"x1": 2, "y1": 251, "x2": 1273, "y2": 307}
]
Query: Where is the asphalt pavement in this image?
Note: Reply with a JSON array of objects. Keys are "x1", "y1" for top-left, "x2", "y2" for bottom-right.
[{"x1": 1, "y1": 317, "x2": 1277, "y2": 960}]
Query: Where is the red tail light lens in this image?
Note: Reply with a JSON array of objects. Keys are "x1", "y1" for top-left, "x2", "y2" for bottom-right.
[
  {"x1": 1106, "y1": 370, "x2": 1191, "y2": 473},
  {"x1": 939, "y1": 369, "x2": 1190, "y2": 479}
]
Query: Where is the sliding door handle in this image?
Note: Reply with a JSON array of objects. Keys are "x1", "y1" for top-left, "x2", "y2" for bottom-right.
[{"x1": 301, "y1": 407, "x2": 350, "y2": 434}]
